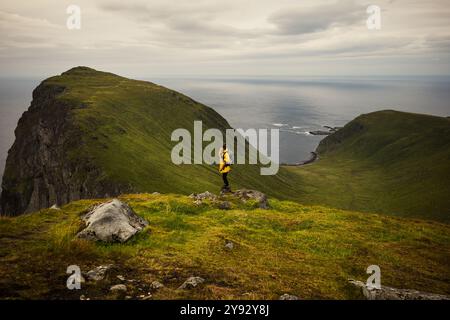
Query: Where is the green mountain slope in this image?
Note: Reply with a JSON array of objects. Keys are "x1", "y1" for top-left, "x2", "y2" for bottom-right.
[
  {"x1": 0, "y1": 67, "x2": 299, "y2": 215},
  {"x1": 0, "y1": 193, "x2": 448, "y2": 299},
  {"x1": 285, "y1": 110, "x2": 450, "y2": 222}
]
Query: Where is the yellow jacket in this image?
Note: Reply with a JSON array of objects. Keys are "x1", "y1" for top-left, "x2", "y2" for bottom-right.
[{"x1": 219, "y1": 149, "x2": 231, "y2": 173}]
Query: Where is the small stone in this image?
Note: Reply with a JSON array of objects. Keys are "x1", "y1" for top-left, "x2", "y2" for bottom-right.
[
  {"x1": 225, "y1": 241, "x2": 234, "y2": 250},
  {"x1": 110, "y1": 284, "x2": 127, "y2": 293},
  {"x1": 117, "y1": 275, "x2": 125, "y2": 281},
  {"x1": 152, "y1": 192, "x2": 160, "y2": 195},
  {"x1": 50, "y1": 204, "x2": 60, "y2": 210},
  {"x1": 86, "y1": 264, "x2": 114, "y2": 281},
  {"x1": 150, "y1": 281, "x2": 164, "y2": 290},
  {"x1": 178, "y1": 276, "x2": 205, "y2": 290},
  {"x1": 219, "y1": 201, "x2": 231, "y2": 210},
  {"x1": 142, "y1": 295, "x2": 152, "y2": 300},
  {"x1": 125, "y1": 295, "x2": 132, "y2": 300},
  {"x1": 279, "y1": 294, "x2": 299, "y2": 300},
  {"x1": 80, "y1": 294, "x2": 87, "y2": 300}
]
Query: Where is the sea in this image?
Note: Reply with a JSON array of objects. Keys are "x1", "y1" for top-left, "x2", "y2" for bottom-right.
[{"x1": 1, "y1": 76, "x2": 449, "y2": 187}]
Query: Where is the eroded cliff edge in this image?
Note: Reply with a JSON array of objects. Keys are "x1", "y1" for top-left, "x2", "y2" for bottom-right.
[{"x1": 0, "y1": 69, "x2": 131, "y2": 215}]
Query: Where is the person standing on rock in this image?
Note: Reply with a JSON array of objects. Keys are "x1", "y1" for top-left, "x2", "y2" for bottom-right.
[{"x1": 219, "y1": 144, "x2": 232, "y2": 192}]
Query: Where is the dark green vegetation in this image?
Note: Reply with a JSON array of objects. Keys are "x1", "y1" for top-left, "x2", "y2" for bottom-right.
[
  {"x1": 0, "y1": 193, "x2": 448, "y2": 299},
  {"x1": 286, "y1": 110, "x2": 450, "y2": 222}
]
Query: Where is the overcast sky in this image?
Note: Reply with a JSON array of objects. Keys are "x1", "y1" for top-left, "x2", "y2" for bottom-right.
[{"x1": 1, "y1": 0, "x2": 449, "y2": 78}]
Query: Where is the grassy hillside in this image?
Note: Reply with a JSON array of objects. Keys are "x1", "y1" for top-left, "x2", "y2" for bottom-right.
[
  {"x1": 285, "y1": 110, "x2": 450, "y2": 222},
  {"x1": 0, "y1": 193, "x2": 448, "y2": 299},
  {"x1": 2, "y1": 67, "x2": 448, "y2": 222},
  {"x1": 23, "y1": 67, "x2": 300, "y2": 199}
]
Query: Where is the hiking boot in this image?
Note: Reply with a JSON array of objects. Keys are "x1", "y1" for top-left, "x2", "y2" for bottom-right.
[{"x1": 220, "y1": 186, "x2": 232, "y2": 195}]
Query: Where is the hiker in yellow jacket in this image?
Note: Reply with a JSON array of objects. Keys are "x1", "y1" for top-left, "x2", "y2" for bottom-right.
[{"x1": 219, "y1": 144, "x2": 231, "y2": 192}]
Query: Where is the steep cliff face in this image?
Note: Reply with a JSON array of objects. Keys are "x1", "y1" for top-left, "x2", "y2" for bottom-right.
[
  {"x1": 0, "y1": 73, "x2": 131, "y2": 215},
  {"x1": 1, "y1": 67, "x2": 296, "y2": 216}
]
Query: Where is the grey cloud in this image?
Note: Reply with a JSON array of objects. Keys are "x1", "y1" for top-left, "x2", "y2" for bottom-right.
[
  {"x1": 1, "y1": 0, "x2": 449, "y2": 77},
  {"x1": 99, "y1": 1, "x2": 260, "y2": 47},
  {"x1": 269, "y1": 1, "x2": 366, "y2": 35},
  {"x1": 99, "y1": 1, "x2": 224, "y2": 24}
]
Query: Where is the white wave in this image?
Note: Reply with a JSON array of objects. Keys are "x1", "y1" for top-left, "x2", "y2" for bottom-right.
[
  {"x1": 272, "y1": 123, "x2": 288, "y2": 127},
  {"x1": 296, "y1": 131, "x2": 312, "y2": 136}
]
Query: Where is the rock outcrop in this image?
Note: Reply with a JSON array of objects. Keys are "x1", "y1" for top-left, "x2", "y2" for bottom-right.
[
  {"x1": 77, "y1": 199, "x2": 148, "y2": 242},
  {"x1": 233, "y1": 189, "x2": 269, "y2": 209},
  {"x1": 189, "y1": 191, "x2": 217, "y2": 202},
  {"x1": 189, "y1": 189, "x2": 269, "y2": 209},
  {"x1": 349, "y1": 279, "x2": 450, "y2": 300}
]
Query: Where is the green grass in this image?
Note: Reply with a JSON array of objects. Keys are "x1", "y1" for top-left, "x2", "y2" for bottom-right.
[{"x1": 0, "y1": 193, "x2": 448, "y2": 299}]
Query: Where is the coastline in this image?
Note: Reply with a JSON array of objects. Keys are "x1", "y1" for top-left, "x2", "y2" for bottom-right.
[{"x1": 281, "y1": 151, "x2": 318, "y2": 166}]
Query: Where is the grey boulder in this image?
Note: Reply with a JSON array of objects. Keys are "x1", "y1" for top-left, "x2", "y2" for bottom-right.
[
  {"x1": 77, "y1": 199, "x2": 148, "y2": 243},
  {"x1": 178, "y1": 276, "x2": 205, "y2": 290},
  {"x1": 279, "y1": 294, "x2": 299, "y2": 300},
  {"x1": 110, "y1": 284, "x2": 127, "y2": 293},
  {"x1": 85, "y1": 264, "x2": 114, "y2": 281},
  {"x1": 150, "y1": 281, "x2": 164, "y2": 290}
]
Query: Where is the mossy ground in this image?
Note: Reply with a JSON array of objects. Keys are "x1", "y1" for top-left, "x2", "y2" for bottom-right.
[{"x1": 0, "y1": 193, "x2": 448, "y2": 300}]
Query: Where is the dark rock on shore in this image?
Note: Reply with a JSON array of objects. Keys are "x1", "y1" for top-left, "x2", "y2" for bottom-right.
[
  {"x1": 309, "y1": 130, "x2": 331, "y2": 135},
  {"x1": 309, "y1": 125, "x2": 342, "y2": 136}
]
